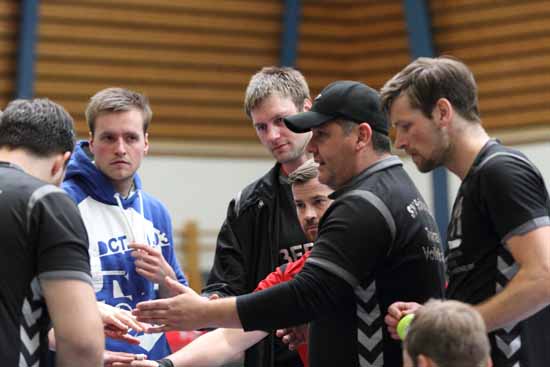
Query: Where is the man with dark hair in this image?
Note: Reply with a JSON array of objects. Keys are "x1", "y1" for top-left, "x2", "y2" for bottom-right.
[
  {"x1": 135, "y1": 80, "x2": 446, "y2": 367},
  {"x1": 0, "y1": 99, "x2": 104, "y2": 366},
  {"x1": 202, "y1": 66, "x2": 313, "y2": 367},
  {"x1": 62, "y1": 87, "x2": 188, "y2": 362},
  {"x1": 382, "y1": 56, "x2": 550, "y2": 367},
  {"x1": 403, "y1": 300, "x2": 492, "y2": 367}
]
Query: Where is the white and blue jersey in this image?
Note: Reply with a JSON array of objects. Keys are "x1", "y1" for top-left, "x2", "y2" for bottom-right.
[{"x1": 63, "y1": 140, "x2": 188, "y2": 359}]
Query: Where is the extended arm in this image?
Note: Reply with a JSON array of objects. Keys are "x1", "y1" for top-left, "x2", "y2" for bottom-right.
[
  {"x1": 42, "y1": 278, "x2": 104, "y2": 367},
  {"x1": 135, "y1": 264, "x2": 351, "y2": 332},
  {"x1": 130, "y1": 328, "x2": 267, "y2": 367},
  {"x1": 135, "y1": 197, "x2": 387, "y2": 332}
]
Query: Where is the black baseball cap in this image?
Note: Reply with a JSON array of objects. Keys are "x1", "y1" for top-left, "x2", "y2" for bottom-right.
[{"x1": 284, "y1": 80, "x2": 388, "y2": 135}]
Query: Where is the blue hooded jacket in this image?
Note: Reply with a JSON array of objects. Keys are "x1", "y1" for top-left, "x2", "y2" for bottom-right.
[{"x1": 63, "y1": 140, "x2": 188, "y2": 358}]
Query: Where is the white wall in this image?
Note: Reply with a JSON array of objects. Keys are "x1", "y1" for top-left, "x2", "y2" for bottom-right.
[
  {"x1": 139, "y1": 141, "x2": 550, "y2": 271},
  {"x1": 140, "y1": 156, "x2": 273, "y2": 231}
]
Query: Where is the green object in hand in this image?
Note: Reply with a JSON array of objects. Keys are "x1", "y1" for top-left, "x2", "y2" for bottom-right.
[{"x1": 397, "y1": 313, "x2": 415, "y2": 340}]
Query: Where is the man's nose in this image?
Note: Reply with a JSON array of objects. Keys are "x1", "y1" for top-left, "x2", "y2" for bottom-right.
[
  {"x1": 394, "y1": 131, "x2": 407, "y2": 150},
  {"x1": 267, "y1": 125, "x2": 281, "y2": 142},
  {"x1": 304, "y1": 206, "x2": 316, "y2": 221},
  {"x1": 115, "y1": 137, "x2": 127, "y2": 155},
  {"x1": 306, "y1": 137, "x2": 317, "y2": 154}
]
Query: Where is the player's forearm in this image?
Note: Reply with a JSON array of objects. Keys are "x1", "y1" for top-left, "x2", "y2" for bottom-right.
[
  {"x1": 204, "y1": 297, "x2": 243, "y2": 329},
  {"x1": 55, "y1": 328, "x2": 104, "y2": 367},
  {"x1": 238, "y1": 263, "x2": 351, "y2": 331},
  {"x1": 42, "y1": 279, "x2": 105, "y2": 367},
  {"x1": 168, "y1": 328, "x2": 265, "y2": 366},
  {"x1": 475, "y1": 267, "x2": 550, "y2": 331}
]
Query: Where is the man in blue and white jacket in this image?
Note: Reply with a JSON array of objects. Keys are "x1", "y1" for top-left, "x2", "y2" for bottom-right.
[{"x1": 63, "y1": 87, "x2": 188, "y2": 363}]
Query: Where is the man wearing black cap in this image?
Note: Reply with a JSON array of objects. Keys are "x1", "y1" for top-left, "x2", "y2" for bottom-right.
[{"x1": 134, "y1": 81, "x2": 446, "y2": 367}]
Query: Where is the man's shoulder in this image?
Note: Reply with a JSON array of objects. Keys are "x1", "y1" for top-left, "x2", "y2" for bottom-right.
[
  {"x1": 340, "y1": 164, "x2": 417, "y2": 206},
  {"x1": 2, "y1": 167, "x2": 64, "y2": 205},
  {"x1": 476, "y1": 142, "x2": 533, "y2": 172},
  {"x1": 232, "y1": 163, "x2": 280, "y2": 214},
  {"x1": 473, "y1": 144, "x2": 541, "y2": 188},
  {"x1": 62, "y1": 178, "x2": 88, "y2": 204},
  {"x1": 139, "y1": 190, "x2": 170, "y2": 214}
]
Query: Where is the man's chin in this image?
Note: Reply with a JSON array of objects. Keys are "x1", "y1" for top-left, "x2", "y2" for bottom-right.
[
  {"x1": 416, "y1": 160, "x2": 441, "y2": 173},
  {"x1": 306, "y1": 229, "x2": 317, "y2": 242},
  {"x1": 105, "y1": 170, "x2": 136, "y2": 183}
]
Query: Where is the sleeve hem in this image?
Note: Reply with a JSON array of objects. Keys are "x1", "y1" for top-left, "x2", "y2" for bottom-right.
[
  {"x1": 39, "y1": 270, "x2": 93, "y2": 286},
  {"x1": 502, "y1": 216, "x2": 550, "y2": 244}
]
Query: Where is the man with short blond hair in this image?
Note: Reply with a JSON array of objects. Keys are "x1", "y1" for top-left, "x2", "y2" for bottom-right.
[
  {"x1": 63, "y1": 87, "x2": 188, "y2": 362},
  {"x1": 202, "y1": 66, "x2": 313, "y2": 367}
]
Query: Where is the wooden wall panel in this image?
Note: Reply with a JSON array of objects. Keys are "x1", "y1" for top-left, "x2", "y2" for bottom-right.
[
  {"x1": 298, "y1": 1, "x2": 410, "y2": 97},
  {"x1": 35, "y1": 0, "x2": 283, "y2": 140},
  {"x1": 0, "y1": 0, "x2": 17, "y2": 108},
  {"x1": 430, "y1": 0, "x2": 550, "y2": 131}
]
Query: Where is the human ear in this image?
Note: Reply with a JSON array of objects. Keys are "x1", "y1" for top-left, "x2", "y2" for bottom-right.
[
  {"x1": 144, "y1": 132, "x2": 149, "y2": 155},
  {"x1": 88, "y1": 131, "x2": 95, "y2": 153},
  {"x1": 433, "y1": 98, "x2": 453, "y2": 127},
  {"x1": 50, "y1": 151, "x2": 71, "y2": 186},
  {"x1": 303, "y1": 98, "x2": 312, "y2": 112},
  {"x1": 356, "y1": 122, "x2": 372, "y2": 151}
]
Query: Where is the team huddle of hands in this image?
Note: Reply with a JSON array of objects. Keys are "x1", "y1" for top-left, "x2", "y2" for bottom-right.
[
  {"x1": 93, "y1": 240, "x2": 419, "y2": 366},
  {"x1": 98, "y1": 279, "x2": 309, "y2": 366},
  {"x1": 83, "y1": 241, "x2": 307, "y2": 366}
]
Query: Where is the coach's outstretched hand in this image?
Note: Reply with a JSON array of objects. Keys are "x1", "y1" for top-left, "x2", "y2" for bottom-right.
[{"x1": 133, "y1": 277, "x2": 210, "y2": 332}]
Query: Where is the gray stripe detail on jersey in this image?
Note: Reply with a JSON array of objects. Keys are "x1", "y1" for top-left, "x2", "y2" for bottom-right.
[
  {"x1": 475, "y1": 151, "x2": 541, "y2": 177},
  {"x1": 502, "y1": 216, "x2": 550, "y2": 245},
  {"x1": 19, "y1": 278, "x2": 43, "y2": 367},
  {"x1": 39, "y1": 270, "x2": 93, "y2": 286},
  {"x1": 337, "y1": 156, "x2": 402, "y2": 192},
  {"x1": 341, "y1": 190, "x2": 396, "y2": 246},
  {"x1": 26, "y1": 185, "x2": 65, "y2": 235},
  {"x1": 307, "y1": 257, "x2": 359, "y2": 288},
  {"x1": 495, "y1": 333, "x2": 522, "y2": 360}
]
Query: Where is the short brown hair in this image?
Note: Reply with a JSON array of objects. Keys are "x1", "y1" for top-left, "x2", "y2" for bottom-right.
[
  {"x1": 244, "y1": 66, "x2": 310, "y2": 118},
  {"x1": 288, "y1": 159, "x2": 319, "y2": 185},
  {"x1": 380, "y1": 56, "x2": 480, "y2": 122},
  {"x1": 405, "y1": 300, "x2": 490, "y2": 367},
  {"x1": 86, "y1": 87, "x2": 152, "y2": 135}
]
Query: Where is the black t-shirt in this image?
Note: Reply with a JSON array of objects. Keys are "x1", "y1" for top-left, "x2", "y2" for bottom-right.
[
  {"x1": 447, "y1": 140, "x2": 550, "y2": 367},
  {"x1": 238, "y1": 156, "x2": 446, "y2": 367},
  {"x1": 0, "y1": 162, "x2": 92, "y2": 366},
  {"x1": 275, "y1": 174, "x2": 309, "y2": 367}
]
